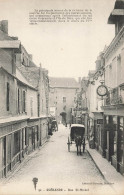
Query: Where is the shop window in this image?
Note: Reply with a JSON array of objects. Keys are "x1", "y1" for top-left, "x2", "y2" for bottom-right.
[
  {"x1": 32, "y1": 127, "x2": 35, "y2": 145},
  {"x1": 7, "y1": 135, "x2": 11, "y2": 168},
  {"x1": 14, "y1": 131, "x2": 20, "y2": 156},
  {"x1": 37, "y1": 126, "x2": 39, "y2": 141},
  {"x1": 6, "y1": 82, "x2": 10, "y2": 111},
  {"x1": 114, "y1": 131, "x2": 117, "y2": 155},
  {"x1": 0, "y1": 137, "x2": 6, "y2": 168},
  {"x1": 113, "y1": 116, "x2": 117, "y2": 155},
  {"x1": 23, "y1": 91, "x2": 26, "y2": 112},
  {"x1": 119, "y1": 84, "x2": 124, "y2": 104},
  {"x1": 22, "y1": 129, "x2": 24, "y2": 150},
  {"x1": 25, "y1": 128, "x2": 27, "y2": 146},
  {"x1": 28, "y1": 129, "x2": 32, "y2": 146},
  {"x1": 99, "y1": 126, "x2": 102, "y2": 146},
  {"x1": 104, "y1": 116, "x2": 109, "y2": 150},
  {"x1": 22, "y1": 128, "x2": 27, "y2": 150},
  {"x1": 118, "y1": 117, "x2": 124, "y2": 164}
]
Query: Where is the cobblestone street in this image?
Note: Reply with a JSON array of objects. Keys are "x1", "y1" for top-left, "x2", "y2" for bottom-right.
[{"x1": 0, "y1": 125, "x2": 116, "y2": 195}]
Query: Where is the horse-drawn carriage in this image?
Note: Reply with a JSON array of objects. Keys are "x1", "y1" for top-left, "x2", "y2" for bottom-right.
[
  {"x1": 51, "y1": 120, "x2": 58, "y2": 132},
  {"x1": 67, "y1": 124, "x2": 85, "y2": 155}
]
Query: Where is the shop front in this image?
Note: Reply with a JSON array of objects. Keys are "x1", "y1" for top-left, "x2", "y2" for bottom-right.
[
  {"x1": 88, "y1": 114, "x2": 95, "y2": 149},
  {"x1": 0, "y1": 117, "x2": 28, "y2": 178},
  {"x1": 88, "y1": 112, "x2": 104, "y2": 153},
  {"x1": 104, "y1": 111, "x2": 124, "y2": 176},
  {"x1": 27, "y1": 118, "x2": 40, "y2": 153},
  {"x1": 118, "y1": 116, "x2": 124, "y2": 175},
  {"x1": 40, "y1": 117, "x2": 48, "y2": 145},
  {"x1": 93, "y1": 112, "x2": 104, "y2": 156}
]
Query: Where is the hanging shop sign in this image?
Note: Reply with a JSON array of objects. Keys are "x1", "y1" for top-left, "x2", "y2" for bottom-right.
[{"x1": 96, "y1": 84, "x2": 108, "y2": 96}]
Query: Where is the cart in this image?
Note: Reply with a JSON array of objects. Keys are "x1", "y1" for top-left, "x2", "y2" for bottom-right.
[{"x1": 67, "y1": 124, "x2": 85, "y2": 155}]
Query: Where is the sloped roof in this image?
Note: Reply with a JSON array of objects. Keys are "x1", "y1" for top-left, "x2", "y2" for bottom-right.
[
  {"x1": 49, "y1": 77, "x2": 79, "y2": 88},
  {"x1": 0, "y1": 66, "x2": 37, "y2": 90},
  {"x1": 18, "y1": 66, "x2": 40, "y2": 88},
  {"x1": 16, "y1": 67, "x2": 36, "y2": 89}
]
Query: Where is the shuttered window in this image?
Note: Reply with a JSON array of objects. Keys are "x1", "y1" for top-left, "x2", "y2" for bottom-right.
[
  {"x1": 18, "y1": 88, "x2": 20, "y2": 113},
  {"x1": 6, "y1": 82, "x2": 10, "y2": 111},
  {"x1": 23, "y1": 91, "x2": 26, "y2": 112}
]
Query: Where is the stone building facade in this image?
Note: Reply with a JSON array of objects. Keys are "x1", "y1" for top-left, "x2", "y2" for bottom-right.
[
  {"x1": 76, "y1": 0, "x2": 124, "y2": 176},
  {"x1": 0, "y1": 20, "x2": 49, "y2": 178},
  {"x1": 103, "y1": 0, "x2": 124, "y2": 175}
]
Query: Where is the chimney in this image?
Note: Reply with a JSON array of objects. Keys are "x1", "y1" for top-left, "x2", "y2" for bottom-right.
[{"x1": 0, "y1": 20, "x2": 8, "y2": 34}]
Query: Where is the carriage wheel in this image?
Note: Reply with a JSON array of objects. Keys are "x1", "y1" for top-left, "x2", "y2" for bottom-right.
[
  {"x1": 83, "y1": 143, "x2": 85, "y2": 153},
  {"x1": 83, "y1": 138, "x2": 85, "y2": 153},
  {"x1": 76, "y1": 145, "x2": 78, "y2": 155},
  {"x1": 67, "y1": 137, "x2": 70, "y2": 152}
]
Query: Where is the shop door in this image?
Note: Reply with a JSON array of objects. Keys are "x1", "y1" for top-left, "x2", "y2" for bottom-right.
[
  {"x1": 32, "y1": 127, "x2": 35, "y2": 150},
  {"x1": 2, "y1": 137, "x2": 6, "y2": 177},
  {"x1": 106, "y1": 130, "x2": 113, "y2": 161}
]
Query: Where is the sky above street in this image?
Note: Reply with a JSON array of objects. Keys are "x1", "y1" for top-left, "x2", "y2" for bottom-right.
[{"x1": 0, "y1": 0, "x2": 115, "y2": 78}]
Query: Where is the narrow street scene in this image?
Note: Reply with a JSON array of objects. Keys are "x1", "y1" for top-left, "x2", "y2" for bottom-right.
[
  {"x1": 0, "y1": 125, "x2": 116, "y2": 194},
  {"x1": 0, "y1": 0, "x2": 124, "y2": 195}
]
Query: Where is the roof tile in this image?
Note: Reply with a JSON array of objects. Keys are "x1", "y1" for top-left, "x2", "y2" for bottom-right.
[{"x1": 49, "y1": 77, "x2": 79, "y2": 88}]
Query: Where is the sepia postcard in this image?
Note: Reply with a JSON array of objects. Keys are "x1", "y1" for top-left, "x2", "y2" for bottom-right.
[{"x1": 0, "y1": 0, "x2": 124, "y2": 195}]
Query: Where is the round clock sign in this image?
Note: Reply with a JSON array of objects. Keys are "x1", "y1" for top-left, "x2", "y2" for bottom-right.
[{"x1": 97, "y1": 85, "x2": 108, "y2": 96}]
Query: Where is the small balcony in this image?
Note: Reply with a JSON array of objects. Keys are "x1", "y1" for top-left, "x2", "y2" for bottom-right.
[{"x1": 105, "y1": 85, "x2": 124, "y2": 106}]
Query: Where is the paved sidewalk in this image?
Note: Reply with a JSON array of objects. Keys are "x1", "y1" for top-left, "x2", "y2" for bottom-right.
[
  {"x1": 0, "y1": 139, "x2": 49, "y2": 185},
  {"x1": 86, "y1": 142, "x2": 124, "y2": 194}
]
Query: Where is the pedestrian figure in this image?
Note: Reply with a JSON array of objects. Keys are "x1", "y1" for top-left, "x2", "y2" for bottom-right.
[{"x1": 32, "y1": 177, "x2": 38, "y2": 190}]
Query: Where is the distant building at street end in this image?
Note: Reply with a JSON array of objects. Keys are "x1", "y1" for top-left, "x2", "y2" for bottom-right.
[{"x1": 49, "y1": 77, "x2": 79, "y2": 124}]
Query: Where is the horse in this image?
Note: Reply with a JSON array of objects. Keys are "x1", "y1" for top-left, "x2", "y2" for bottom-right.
[{"x1": 74, "y1": 135, "x2": 82, "y2": 155}]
